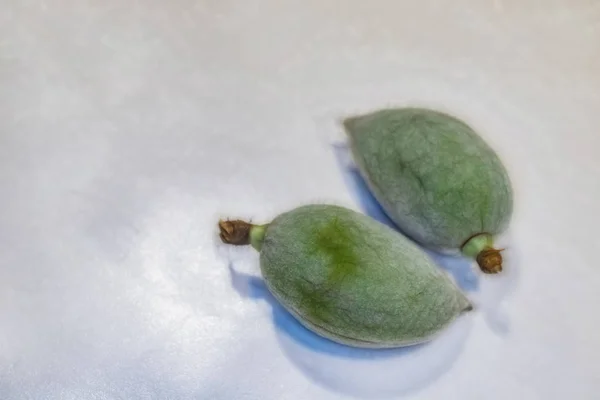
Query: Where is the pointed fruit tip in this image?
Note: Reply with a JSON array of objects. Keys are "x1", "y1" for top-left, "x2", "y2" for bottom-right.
[{"x1": 340, "y1": 115, "x2": 362, "y2": 135}]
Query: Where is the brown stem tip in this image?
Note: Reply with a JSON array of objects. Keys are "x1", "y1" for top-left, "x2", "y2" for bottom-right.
[
  {"x1": 218, "y1": 219, "x2": 252, "y2": 246},
  {"x1": 476, "y1": 248, "x2": 505, "y2": 274}
]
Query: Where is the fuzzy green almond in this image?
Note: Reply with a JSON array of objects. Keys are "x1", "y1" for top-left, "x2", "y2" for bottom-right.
[
  {"x1": 343, "y1": 107, "x2": 513, "y2": 274},
  {"x1": 219, "y1": 204, "x2": 472, "y2": 348}
]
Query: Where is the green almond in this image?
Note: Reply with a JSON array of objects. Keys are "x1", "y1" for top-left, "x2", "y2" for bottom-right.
[
  {"x1": 344, "y1": 107, "x2": 513, "y2": 274},
  {"x1": 219, "y1": 204, "x2": 472, "y2": 348}
]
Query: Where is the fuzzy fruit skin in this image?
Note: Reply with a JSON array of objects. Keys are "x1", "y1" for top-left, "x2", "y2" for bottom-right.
[
  {"x1": 257, "y1": 204, "x2": 471, "y2": 348},
  {"x1": 344, "y1": 108, "x2": 513, "y2": 253}
]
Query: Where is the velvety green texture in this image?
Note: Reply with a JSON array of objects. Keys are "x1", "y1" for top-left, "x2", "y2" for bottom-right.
[
  {"x1": 258, "y1": 204, "x2": 471, "y2": 348},
  {"x1": 344, "y1": 108, "x2": 513, "y2": 251}
]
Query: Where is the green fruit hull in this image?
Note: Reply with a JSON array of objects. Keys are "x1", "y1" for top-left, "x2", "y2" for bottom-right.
[
  {"x1": 259, "y1": 204, "x2": 471, "y2": 348},
  {"x1": 345, "y1": 108, "x2": 513, "y2": 251}
]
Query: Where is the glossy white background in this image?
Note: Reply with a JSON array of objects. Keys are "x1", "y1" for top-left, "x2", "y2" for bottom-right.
[{"x1": 1, "y1": 1, "x2": 599, "y2": 399}]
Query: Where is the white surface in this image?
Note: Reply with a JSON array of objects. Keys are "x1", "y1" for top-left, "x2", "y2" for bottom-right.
[{"x1": 1, "y1": 1, "x2": 599, "y2": 399}]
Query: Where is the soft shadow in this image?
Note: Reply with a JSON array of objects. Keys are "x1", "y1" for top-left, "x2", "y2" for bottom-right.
[
  {"x1": 475, "y1": 238, "x2": 521, "y2": 336},
  {"x1": 331, "y1": 143, "x2": 479, "y2": 292},
  {"x1": 227, "y1": 262, "x2": 473, "y2": 399},
  {"x1": 331, "y1": 143, "x2": 397, "y2": 230},
  {"x1": 426, "y1": 251, "x2": 479, "y2": 292}
]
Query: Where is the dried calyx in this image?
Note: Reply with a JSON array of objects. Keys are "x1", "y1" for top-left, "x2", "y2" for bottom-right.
[
  {"x1": 476, "y1": 247, "x2": 504, "y2": 274},
  {"x1": 461, "y1": 232, "x2": 505, "y2": 274},
  {"x1": 218, "y1": 219, "x2": 252, "y2": 245},
  {"x1": 218, "y1": 219, "x2": 267, "y2": 251}
]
